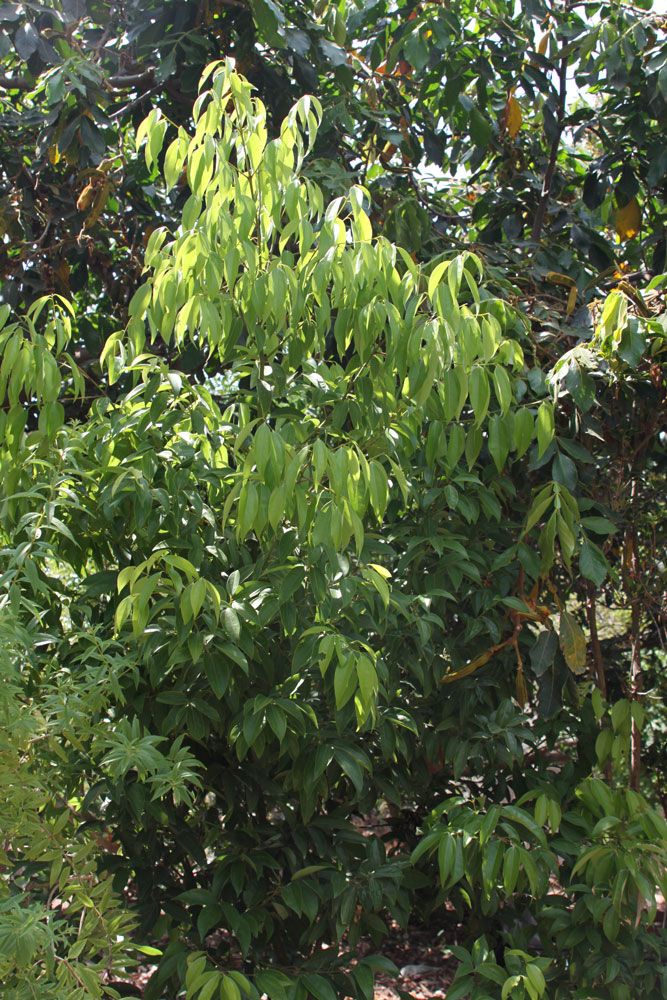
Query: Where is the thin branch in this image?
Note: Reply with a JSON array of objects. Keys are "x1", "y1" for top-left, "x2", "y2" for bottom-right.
[
  {"x1": 531, "y1": 9, "x2": 570, "y2": 241},
  {"x1": 586, "y1": 583, "x2": 607, "y2": 699},
  {"x1": 622, "y1": 507, "x2": 643, "y2": 792}
]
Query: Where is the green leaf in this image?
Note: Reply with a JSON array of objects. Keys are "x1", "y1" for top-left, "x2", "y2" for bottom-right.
[
  {"x1": 361, "y1": 565, "x2": 390, "y2": 608},
  {"x1": 446, "y1": 978, "x2": 474, "y2": 1000},
  {"x1": 602, "y1": 904, "x2": 620, "y2": 941},
  {"x1": 301, "y1": 974, "x2": 338, "y2": 1000},
  {"x1": 255, "y1": 971, "x2": 291, "y2": 1000},
  {"x1": 580, "y1": 516, "x2": 616, "y2": 535},
  {"x1": 164, "y1": 136, "x2": 185, "y2": 190},
  {"x1": 469, "y1": 366, "x2": 490, "y2": 425},
  {"x1": 197, "y1": 975, "x2": 222, "y2": 1000},
  {"x1": 488, "y1": 413, "x2": 510, "y2": 472},
  {"x1": 580, "y1": 539, "x2": 608, "y2": 586},
  {"x1": 557, "y1": 512, "x2": 576, "y2": 566},
  {"x1": 530, "y1": 630, "x2": 558, "y2": 677},
  {"x1": 504, "y1": 843, "x2": 520, "y2": 892},
  {"x1": 333, "y1": 749, "x2": 365, "y2": 794},
  {"x1": 469, "y1": 107, "x2": 493, "y2": 147},
  {"x1": 524, "y1": 490, "x2": 553, "y2": 535},
  {"x1": 514, "y1": 406, "x2": 535, "y2": 458},
  {"x1": 492, "y1": 365, "x2": 512, "y2": 414},
  {"x1": 536, "y1": 401, "x2": 554, "y2": 457},
  {"x1": 369, "y1": 460, "x2": 388, "y2": 520},
  {"x1": 223, "y1": 606, "x2": 241, "y2": 642},
  {"x1": 502, "y1": 975, "x2": 523, "y2": 999},
  {"x1": 221, "y1": 975, "x2": 242, "y2": 1000},
  {"x1": 465, "y1": 425, "x2": 483, "y2": 469},
  {"x1": 190, "y1": 577, "x2": 207, "y2": 619},
  {"x1": 334, "y1": 656, "x2": 357, "y2": 710},
  {"x1": 477, "y1": 962, "x2": 507, "y2": 986},
  {"x1": 437, "y1": 833, "x2": 455, "y2": 886},
  {"x1": 356, "y1": 654, "x2": 378, "y2": 707},
  {"x1": 526, "y1": 964, "x2": 546, "y2": 997},
  {"x1": 501, "y1": 804, "x2": 547, "y2": 847},
  {"x1": 237, "y1": 482, "x2": 259, "y2": 538},
  {"x1": 134, "y1": 945, "x2": 163, "y2": 956},
  {"x1": 251, "y1": 0, "x2": 286, "y2": 47},
  {"x1": 222, "y1": 643, "x2": 249, "y2": 674},
  {"x1": 268, "y1": 484, "x2": 286, "y2": 529}
]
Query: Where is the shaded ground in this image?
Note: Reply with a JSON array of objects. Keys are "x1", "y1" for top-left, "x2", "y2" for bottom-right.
[{"x1": 371, "y1": 921, "x2": 457, "y2": 999}]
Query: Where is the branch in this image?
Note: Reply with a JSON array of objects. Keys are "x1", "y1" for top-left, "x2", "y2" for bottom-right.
[
  {"x1": 0, "y1": 75, "x2": 32, "y2": 92},
  {"x1": 531, "y1": 19, "x2": 570, "y2": 241},
  {"x1": 107, "y1": 68, "x2": 155, "y2": 90}
]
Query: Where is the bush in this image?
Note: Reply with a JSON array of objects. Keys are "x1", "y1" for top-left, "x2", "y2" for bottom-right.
[{"x1": 415, "y1": 747, "x2": 667, "y2": 998}]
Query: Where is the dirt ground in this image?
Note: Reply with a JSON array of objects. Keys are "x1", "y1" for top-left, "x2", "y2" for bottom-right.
[{"x1": 371, "y1": 922, "x2": 456, "y2": 999}]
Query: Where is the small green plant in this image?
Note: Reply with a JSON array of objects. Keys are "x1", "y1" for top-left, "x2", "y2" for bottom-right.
[{"x1": 446, "y1": 938, "x2": 550, "y2": 1000}]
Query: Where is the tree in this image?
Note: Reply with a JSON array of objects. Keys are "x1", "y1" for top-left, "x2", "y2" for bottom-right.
[{"x1": 1, "y1": 3, "x2": 666, "y2": 999}]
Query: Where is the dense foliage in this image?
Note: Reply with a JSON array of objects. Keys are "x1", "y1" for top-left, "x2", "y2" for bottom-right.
[{"x1": 0, "y1": 2, "x2": 666, "y2": 999}]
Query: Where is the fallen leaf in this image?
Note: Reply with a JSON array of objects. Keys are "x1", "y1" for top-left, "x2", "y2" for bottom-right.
[{"x1": 614, "y1": 197, "x2": 641, "y2": 240}]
